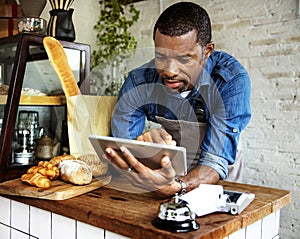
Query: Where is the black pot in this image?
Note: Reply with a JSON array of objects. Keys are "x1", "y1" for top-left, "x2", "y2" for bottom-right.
[{"x1": 47, "y1": 9, "x2": 75, "y2": 42}]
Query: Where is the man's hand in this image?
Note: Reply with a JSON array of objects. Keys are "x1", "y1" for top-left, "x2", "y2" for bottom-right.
[
  {"x1": 103, "y1": 146, "x2": 181, "y2": 197},
  {"x1": 104, "y1": 128, "x2": 220, "y2": 198},
  {"x1": 136, "y1": 128, "x2": 176, "y2": 146}
]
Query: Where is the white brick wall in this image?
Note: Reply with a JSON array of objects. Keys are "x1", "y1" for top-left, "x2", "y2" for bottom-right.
[
  {"x1": 129, "y1": 1, "x2": 300, "y2": 238},
  {"x1": 41, "y1": 0, "x2": 299, "y2": 238},
  {"x1": 127, "y1": 0, "x2": 300, "y2": 239}
]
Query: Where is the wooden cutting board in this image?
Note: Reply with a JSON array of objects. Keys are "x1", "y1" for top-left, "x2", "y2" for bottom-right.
[{"x1": 0, "y1": 175, "x2": 111, "y2": 200}]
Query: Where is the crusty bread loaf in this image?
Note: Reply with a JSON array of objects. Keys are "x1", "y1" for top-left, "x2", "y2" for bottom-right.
[
  {"x1": 77, "y1": 154, "x2": 108, "y2": 177},
  {"x1": 43, "y1": 36, "x2": 81, "y2": 97},
  {"x1": 59, "y1": 159, "x2": 92, "y2": 185},
  {"x1": 21, "y1": 173, "x2": 51, "y2": 189}
]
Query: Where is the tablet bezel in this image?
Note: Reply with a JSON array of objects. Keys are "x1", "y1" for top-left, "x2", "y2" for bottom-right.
[{"x1": 89, "y1": 135, "x2": 187, "y2": 176}]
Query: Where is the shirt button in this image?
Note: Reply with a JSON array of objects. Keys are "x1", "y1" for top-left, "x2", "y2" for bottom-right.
[{"x1": 232, "y1": 128, "x2": 238, "y2": 133}]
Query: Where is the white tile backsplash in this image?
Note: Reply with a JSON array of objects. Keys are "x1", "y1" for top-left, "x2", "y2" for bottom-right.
[
  {"x1": 77, "y1": 221, "x2": 105, "y2": 239},
  {"x1": 245, "y1": 219, "x2": 262, "y2": 239},
  {"x1": 0, "y1": 196, "x2": 11, "y2": 226},
  {"x1": 0, "y1": 223, "x2": 10, "y2": 239},
  {"x1": 30, "y1": 206, "x2": 51, "y2": 239},
  {"x1": 262, "y1": 212, "x2": 279, "y2": 239},
  {"x1": 106, "y1": 230, "x2": 130, "y2": 239},
  {"x1": 228, "y1": 227, "x2": 246, "y2": 239},
  {"x1": 275, "y1": 210, "x2": 280, "y2": 236},
  {"x1": 11, "y1": 201, "x2": 29, "y2": 234},
  {"x1": 11, "y1": 228, "x2": 29, "y2": 239},
  {"x1": 52, "y1": 213, "x2": 76, "y2": 239}
]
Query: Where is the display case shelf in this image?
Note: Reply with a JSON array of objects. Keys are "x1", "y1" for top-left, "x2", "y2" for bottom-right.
[
  {"x1": 0, "y1": 95, "x2": 66, "y2": 105},
  {"x1": 0, "y1": 34, "x2": 90, "y2": 182}
]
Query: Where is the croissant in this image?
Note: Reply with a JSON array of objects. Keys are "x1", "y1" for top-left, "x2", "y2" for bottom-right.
[
  {"x1": 27, "y1": 165, "x2": 59, "y2": 180},
  {"x1": 38, "y1": 161, "x2": 60, "y2": 178},
  {"x1": 21, "y1": 173, "x2": 51, "y2": 189},
  {"x1": 43, "y1": 36, "x2": 81, "y2": 97}
]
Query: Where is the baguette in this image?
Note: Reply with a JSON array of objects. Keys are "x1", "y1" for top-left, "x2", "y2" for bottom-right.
[{"x1": 43, "y1": 36, "x2": 81, "y2": 97}]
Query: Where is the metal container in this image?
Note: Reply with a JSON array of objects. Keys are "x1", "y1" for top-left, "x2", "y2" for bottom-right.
[
  {"x1": 14, "y1": 151, "x2": 35, "y2": 164},
  {"x1": 18, "y1": 17, "x2": 47, "y2": 34}
]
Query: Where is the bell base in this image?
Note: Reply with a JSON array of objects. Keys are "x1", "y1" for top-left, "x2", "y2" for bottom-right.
[{"x1": 152, "y1": 217, "x2": 199, "y2": 233}]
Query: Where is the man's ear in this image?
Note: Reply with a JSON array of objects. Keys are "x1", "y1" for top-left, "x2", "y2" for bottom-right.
[{"x1": 204, "y1": 41, "x2": 214, "y2": 58}]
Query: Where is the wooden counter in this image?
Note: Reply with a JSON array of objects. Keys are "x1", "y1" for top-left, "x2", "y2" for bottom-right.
[{"x1": 0, "y1": 176, "x2": 291, "y2": 239}]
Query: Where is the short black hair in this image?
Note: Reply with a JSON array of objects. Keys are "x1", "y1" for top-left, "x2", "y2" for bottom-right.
[{"x1": 153, "y1": 2, "x2": 212, "y2": 47}]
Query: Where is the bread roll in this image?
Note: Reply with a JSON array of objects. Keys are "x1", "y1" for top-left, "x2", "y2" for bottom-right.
[
  {"x1": 43, "y1": 36, "x2": 81, "y2": 97},
  {"x1": 59, "y1": 160, "x2": 92, "y2": 185},
  {"x1": 77, "y1": 154, "x2": 108, "y2": 177}
]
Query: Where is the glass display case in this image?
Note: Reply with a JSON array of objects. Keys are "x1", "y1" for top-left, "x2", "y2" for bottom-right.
[{"x1": 0, "y1": 33, "x2": 90, "y2": 181}]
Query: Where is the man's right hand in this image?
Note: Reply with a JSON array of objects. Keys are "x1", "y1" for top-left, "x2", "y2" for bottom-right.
[{"x1": 136, "y1": 128, "x2": 176, "y2": 146}]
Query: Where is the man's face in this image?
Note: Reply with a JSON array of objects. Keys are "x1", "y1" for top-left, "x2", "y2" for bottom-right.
[{"x1": 154, "y1": 30, "x2": 212, "y2": 93}]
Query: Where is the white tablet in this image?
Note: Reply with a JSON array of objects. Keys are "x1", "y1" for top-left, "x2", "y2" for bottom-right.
[{"x1": 89, "y1": 135, "x2": 187, "y2": 176}]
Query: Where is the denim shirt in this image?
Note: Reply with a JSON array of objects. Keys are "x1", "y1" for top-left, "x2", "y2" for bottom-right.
[{"x1": 111, "y1": 50, "x2": 251, "y2": 179}]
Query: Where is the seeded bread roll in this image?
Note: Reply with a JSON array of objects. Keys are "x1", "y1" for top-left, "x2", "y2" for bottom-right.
[
  {"x1": 77, "y1": 154, "x2": 108, "y2": 177},
  {"x1": 59, "y1": 159, "x2": 92, "y2": 185},
  {"x1": 43, "y1": 36, "x2": 81, "y2": 97}
]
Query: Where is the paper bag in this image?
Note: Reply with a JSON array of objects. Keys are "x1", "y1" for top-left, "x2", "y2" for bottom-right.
[{"x1": 67, "y1": 95, "x2": 117, "y2": 158}]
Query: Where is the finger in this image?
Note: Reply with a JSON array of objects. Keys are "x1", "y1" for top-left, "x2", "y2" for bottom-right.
[
  {"x1": 151, "y1": 130, "x2": 165, "y2": 144},
  {"x1": 136, "y1": 134, "x2": 145, "y2": 141},
  {"x1": 120, "y1": 146, "x2": 146, "y2": 173},
  {"x1": 104, "y1": 147, "x2": 130, "y2": 171},
  {"x1": 160, "y1": 156, "x2": 176, "y2": 179},
  {"x1": 140, "y1": 131, "x2": 154, "y2": 142},
  {"x1": 158, "y1": 128, "x2": 174, "y2": 145}
]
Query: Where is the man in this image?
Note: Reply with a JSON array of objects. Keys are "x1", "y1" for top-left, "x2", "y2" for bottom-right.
[{"x1": 103, "y1": 2, "x2": 251, "y2": 198}]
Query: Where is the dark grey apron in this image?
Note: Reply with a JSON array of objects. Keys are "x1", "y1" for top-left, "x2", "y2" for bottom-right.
[{"x1": 155, "y1": 116, "x2": 242, "y2": 182}]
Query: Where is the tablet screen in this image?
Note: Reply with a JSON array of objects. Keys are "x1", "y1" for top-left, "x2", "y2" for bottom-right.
[{"x1": 89, "y1": 135, "x2": 187, "y2": 176}]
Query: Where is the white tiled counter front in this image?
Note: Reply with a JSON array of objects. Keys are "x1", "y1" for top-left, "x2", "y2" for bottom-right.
[
  {"x1": 0, "y1": 194, "x2": 131, "y2": 239},
  {"x1": 0, "y1": 180, "x2": 291, "y2": 239},
  {"x1": 0, "y1": 195, "x2": 283, "y2": 239},
  {"x1": 0, "y1": 196, "x2": 129, "y2": 239}
]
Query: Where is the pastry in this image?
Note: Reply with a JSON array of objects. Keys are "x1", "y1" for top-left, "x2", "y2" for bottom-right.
[
  {"x1": 21, "y1": 173, "x2": 51, "y2": 189},
  {"x1": 77, "y1": 154, "x2": 108, "y2": 177},
  {"x1": 43, "y1": 36, "x2": 81, "y2": 97},
  {"x1": 0, "y1": 84, "x2": 9, "y2": 95},
  {"x1": 59, "y1": 159, "x2": 92, "y2": 185},
  {"x1": 49, "y1": 154, "x2": 76, "y2": 166},
  {"x1": 38, "y1": 161, "x2": 60, "y2": 178},
  {"x1": 27, "y1": 165, "x2": 59, "y2": 180}
]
